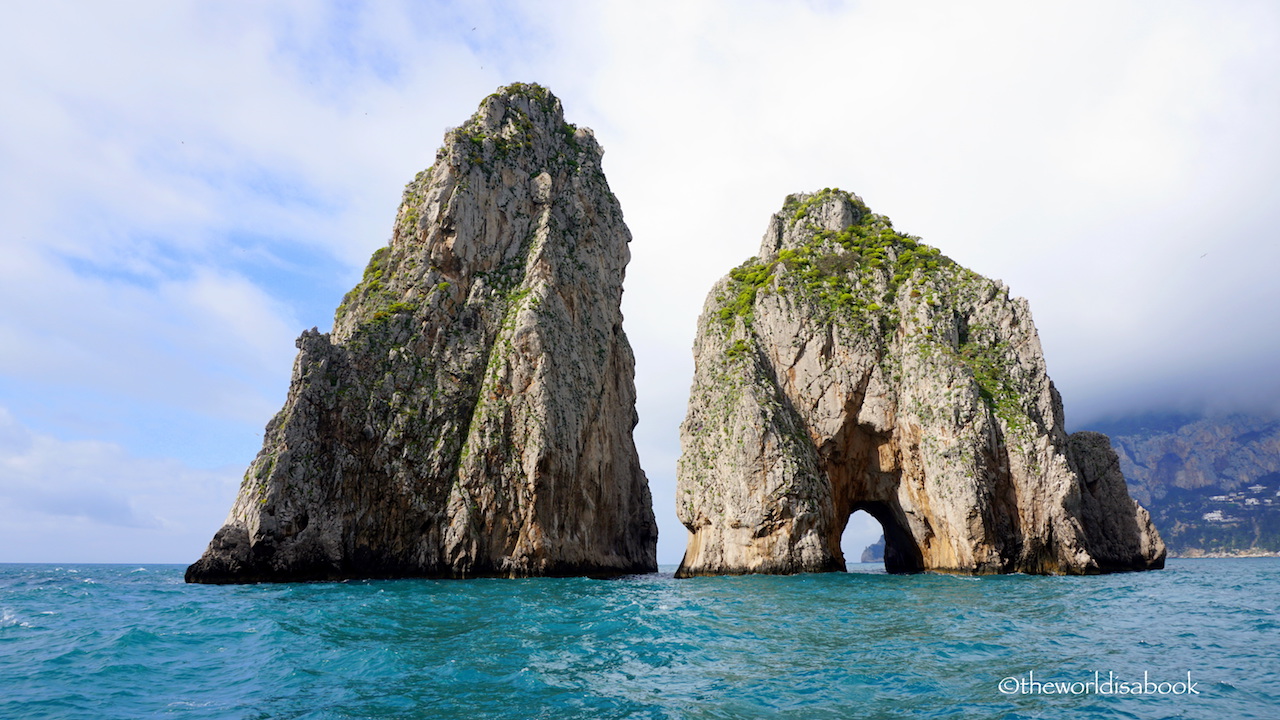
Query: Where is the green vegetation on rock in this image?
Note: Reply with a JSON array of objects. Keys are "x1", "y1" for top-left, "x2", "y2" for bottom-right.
[
  {"x1": 680, "y1": 187, "x2": 1166, "y2": 578},
  {"x1": 717, "y1": 188, "x2": 954, "y2": 332},
  {"x1": 335, "y1": 245, "x2": 395, "y2": 327},
  {"x1": 952, "y1": 334, "x2": 1027, "y2": 434},
  {"x1": 713, "y1": 189, "x2": 1036, "y2": 438},
  {"x1": 459, "y1": 82, "x2": 582, "y2": 172}
]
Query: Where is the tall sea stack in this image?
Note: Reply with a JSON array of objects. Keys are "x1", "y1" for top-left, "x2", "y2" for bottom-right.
[
  {"x1": 188, "y1": 83, "x2": 658, "y2": 583},
  {"x1": 676, "y1": 189, "x2": 1165, "y2": 576}
]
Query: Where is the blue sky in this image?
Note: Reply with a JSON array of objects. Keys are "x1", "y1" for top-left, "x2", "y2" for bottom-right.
[{"x1": 2, "y1": 1, "x2": 1278, "y2": 564}]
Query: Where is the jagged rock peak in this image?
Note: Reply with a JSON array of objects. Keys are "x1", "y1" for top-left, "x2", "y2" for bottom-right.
[
  {"x1": 676, "y1": 188, "x2": 1165, "y2": 577},
  {"x1": 187, "y1": 83, "x2": 657, "y2": 583}
]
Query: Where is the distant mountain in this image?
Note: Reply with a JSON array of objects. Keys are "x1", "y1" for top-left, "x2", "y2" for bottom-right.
[
  {"x1": 861, "y1": 536, "x2": 885, "y2": 563},
  {"x1": 1086, "y1": 413, "x2": 1280, "y2": 557}
]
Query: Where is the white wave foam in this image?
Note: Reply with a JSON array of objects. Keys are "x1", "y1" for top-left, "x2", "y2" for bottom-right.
[{"x1": 2, "y1": 609, "x2": 31, "y2": 628}]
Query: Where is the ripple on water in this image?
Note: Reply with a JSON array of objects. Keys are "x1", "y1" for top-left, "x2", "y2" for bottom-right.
[{"x1": 0, "y1": 560, "x2": 1277, "y2": 719}]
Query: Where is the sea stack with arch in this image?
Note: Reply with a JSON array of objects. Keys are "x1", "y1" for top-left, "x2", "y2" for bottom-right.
[{"x1": 675, "y1": 189, "x2": 1165, "y2": 576}]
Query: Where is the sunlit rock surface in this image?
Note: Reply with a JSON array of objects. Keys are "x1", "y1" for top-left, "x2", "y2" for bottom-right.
[
  {"x1": 188, "y1": 84, "x2": 657, "y2": 583},
  {"x1": 676, "y1": 189, "x2": 1164, "y2": 577}
]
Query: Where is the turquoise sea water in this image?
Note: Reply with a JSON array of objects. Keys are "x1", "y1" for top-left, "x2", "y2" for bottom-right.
[{"x1": 1, "y1": 559, "x2": 1276, "y2": 719}]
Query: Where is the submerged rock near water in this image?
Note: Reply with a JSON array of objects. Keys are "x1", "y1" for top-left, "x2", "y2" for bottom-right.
[
  {"x1": 676, "y1": 189, "x2": 1165, "y2": 576},
  {"x1": 187, "y1": 84, "x2": 657, "y2": 583}
]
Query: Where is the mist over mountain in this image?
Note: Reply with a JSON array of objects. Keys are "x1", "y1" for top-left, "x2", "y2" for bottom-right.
[{"x1": 1086, "y1": 412, "x2": 1280, "y2": 556}]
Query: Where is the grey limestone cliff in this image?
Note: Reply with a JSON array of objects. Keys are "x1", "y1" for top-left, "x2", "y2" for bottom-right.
[
  {"x1": 676, "y1": 189, "x2": 1164, "y2": 576},
  {"x1": 187, "y1": 83, "x2": 657, "y2": 583}
]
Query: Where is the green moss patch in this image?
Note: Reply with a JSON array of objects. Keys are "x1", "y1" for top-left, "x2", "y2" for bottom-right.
[{"x1": 716, "y1": 189, "x2": 957, "y2": 331}]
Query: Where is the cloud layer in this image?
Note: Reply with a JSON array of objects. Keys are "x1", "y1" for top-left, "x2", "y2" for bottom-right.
[
  {"x1": 2, "y1": 1, "x2": 1277, "y2": 563},
  {"x1": 0, "y1": 408, "x2": 239, "y2": 562}
]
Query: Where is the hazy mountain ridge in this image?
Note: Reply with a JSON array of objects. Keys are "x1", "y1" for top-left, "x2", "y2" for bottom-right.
[{"x1": 1086, "y1": 413, "x2": 1280, "y2": 556}]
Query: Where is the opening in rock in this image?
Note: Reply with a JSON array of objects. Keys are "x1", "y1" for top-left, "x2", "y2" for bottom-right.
[
  {"x1": 822, "y1": 422, "x2": 927, "y2": 574},
  {"x1": 833, "y1": 500, "x2": 925, "y2": 574},
  {"x1": 840, "y1": 510, "x2": 883, "y2": 568},
  {"x1": 849, "y1": 501, "x2": 925, "y2": 573}
]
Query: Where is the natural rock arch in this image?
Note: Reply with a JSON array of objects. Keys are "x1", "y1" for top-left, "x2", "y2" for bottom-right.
[
  {"x1": 819, "y1": 412, "x2": 926, "y2": 573},
  {"x1": 675, "y1": 189, "x2": 1165, "y2": 577},
  {"x1": 843, "y1": 504, "x2": 922, "y2": 573}
]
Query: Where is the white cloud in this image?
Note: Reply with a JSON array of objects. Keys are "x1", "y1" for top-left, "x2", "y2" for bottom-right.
[
  {"x1": 541, "y1": 0, "x2": 1280, "y2": 558},
  {"x1": 0, "y1": 242, "x2": 298, "y2": 427},
  {"x1": 2, "y1": 1, "x2": 1278, "y2": 563},
  {"x1": 0, "y1": 408, "x2": 240, "y2": 562}
]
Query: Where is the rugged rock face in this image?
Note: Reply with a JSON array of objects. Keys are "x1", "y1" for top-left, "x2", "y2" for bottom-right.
[
  {"x1": 187, "y1": 83, "x2": 657, "y2": 583},
  {"x1": 676, "y1": 189, "x2": 1164, "y2": 576}
]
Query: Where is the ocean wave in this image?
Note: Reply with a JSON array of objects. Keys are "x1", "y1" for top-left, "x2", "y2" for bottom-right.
[
  {"x1": 0, "y1": 560, "x2": 1275, "y2": 719},
  {"x1": 1, "y1": 608, "x2": 31, "y2": 628}
]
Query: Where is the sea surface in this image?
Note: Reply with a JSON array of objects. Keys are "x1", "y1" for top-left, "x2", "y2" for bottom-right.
[{"x1": 1, "y1": 559, "x2": 1276, "y2": 719}]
